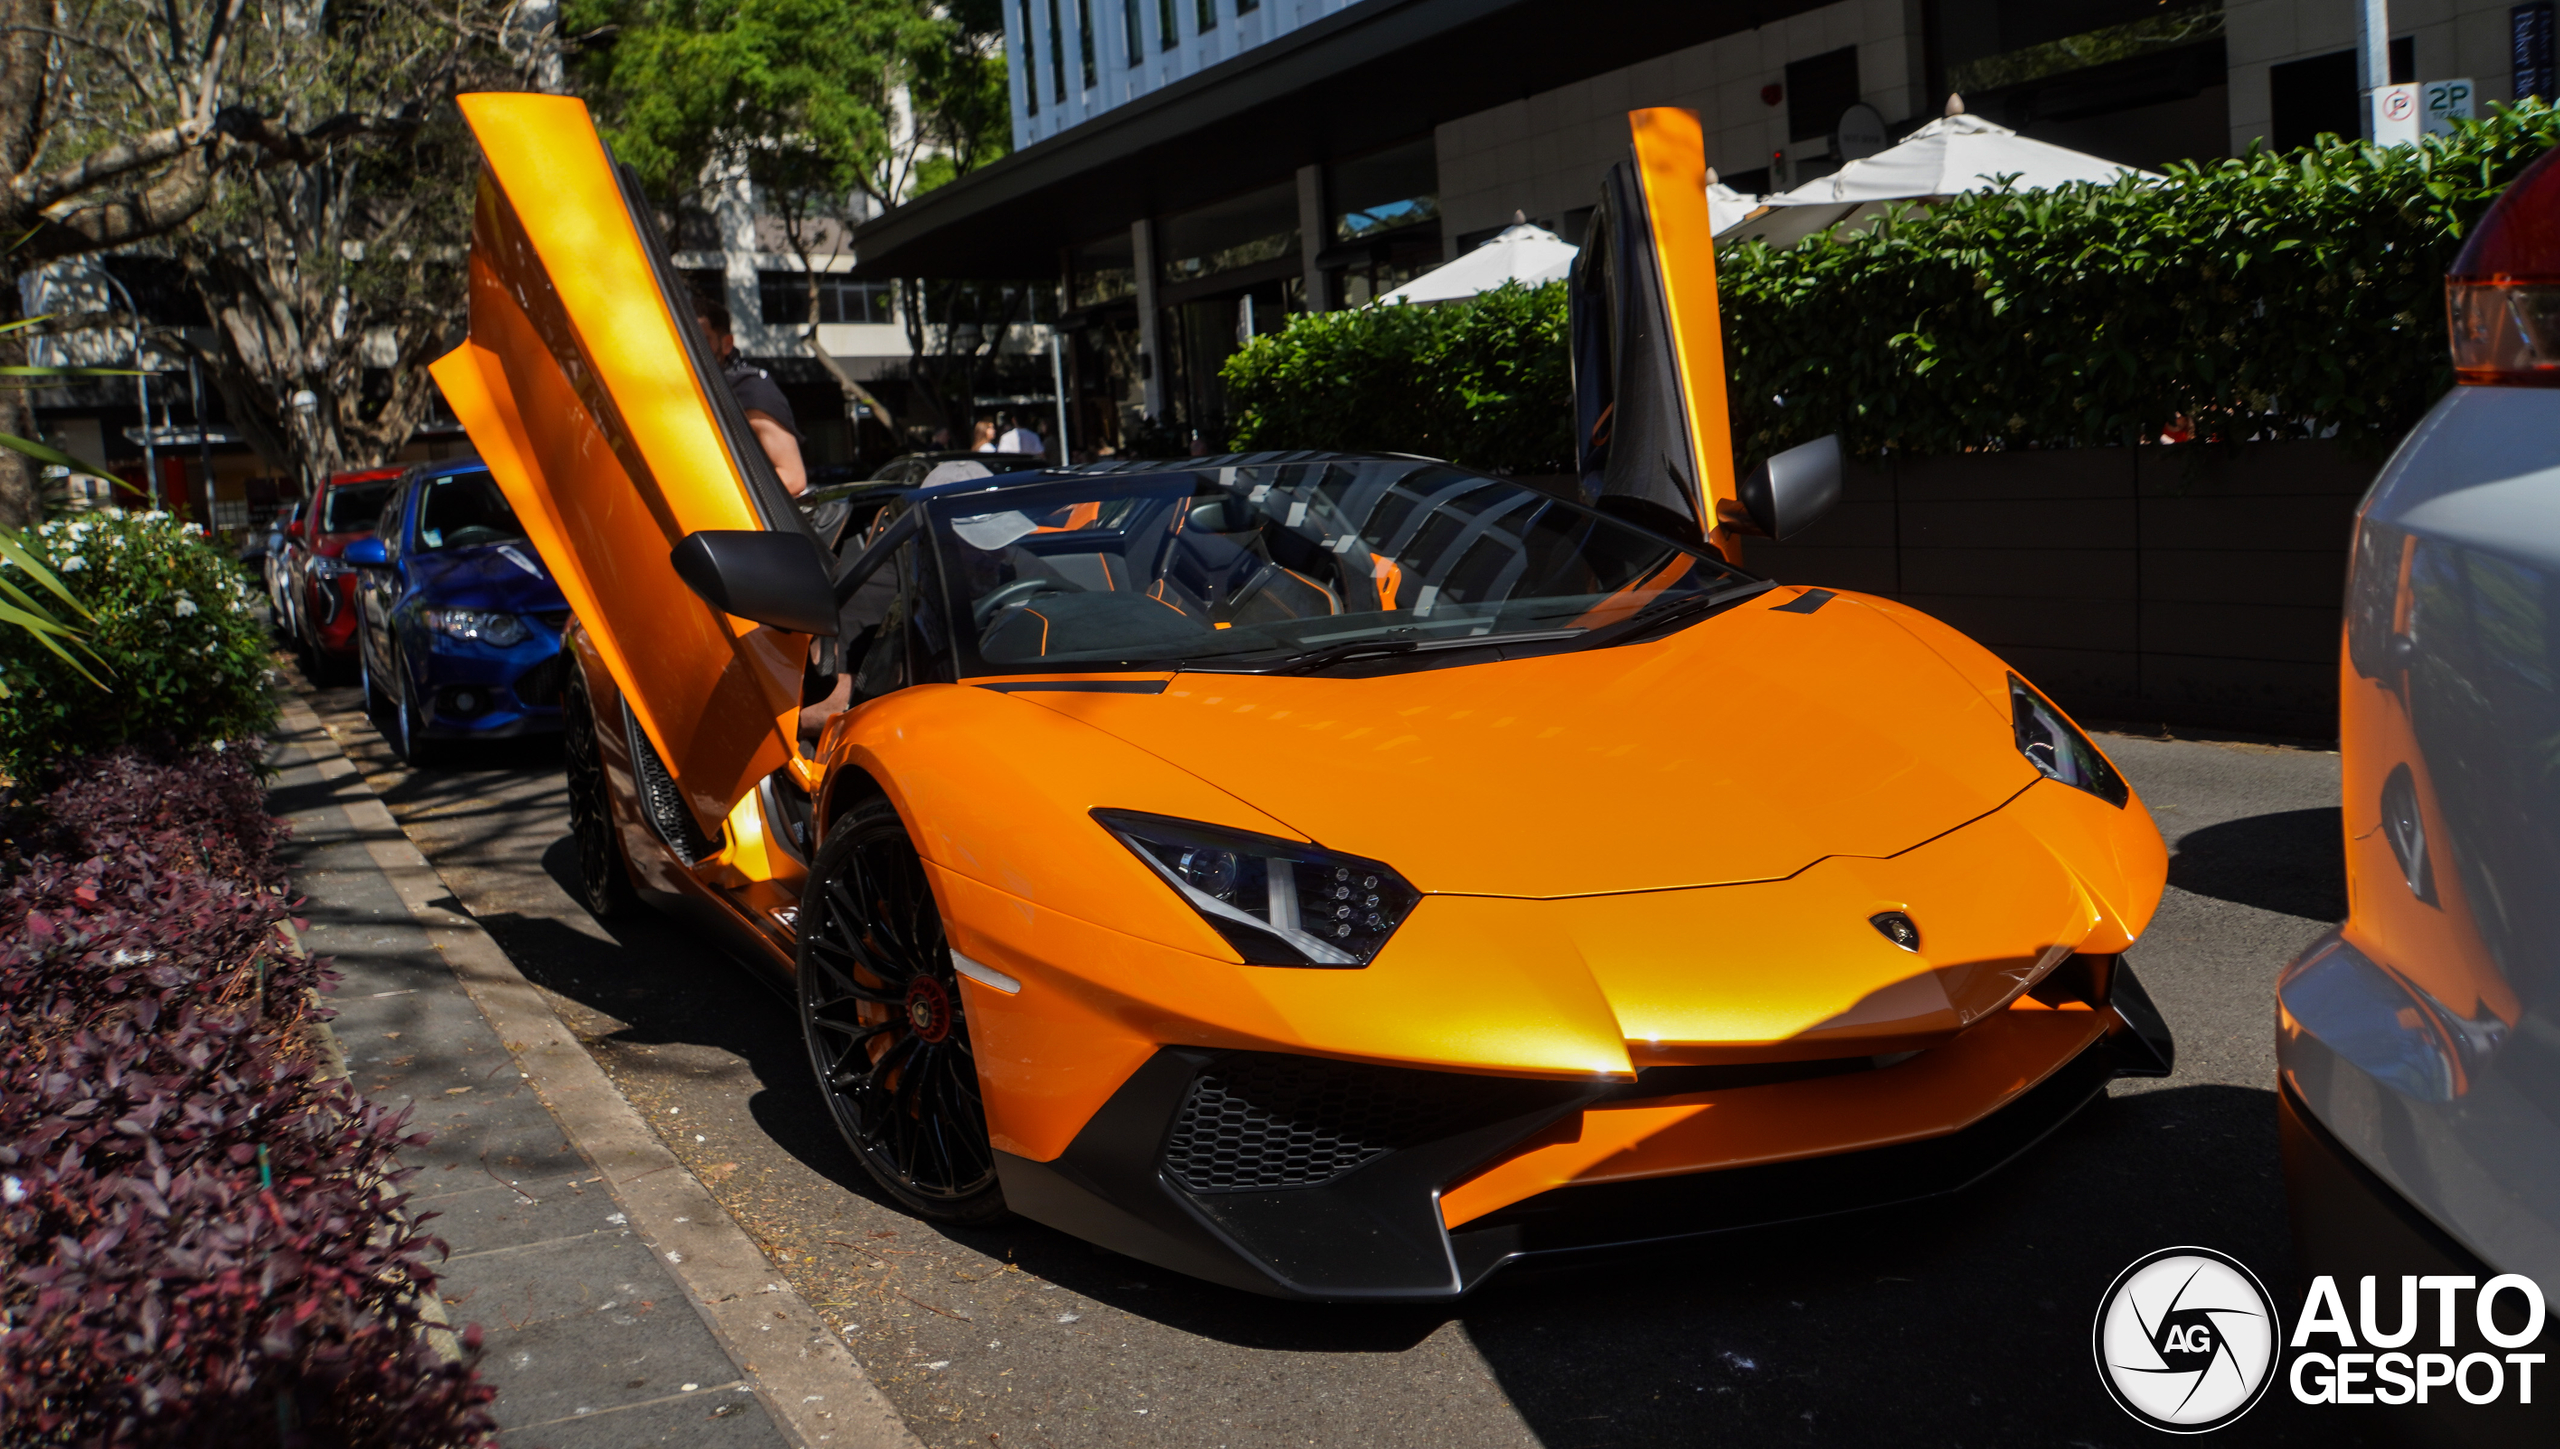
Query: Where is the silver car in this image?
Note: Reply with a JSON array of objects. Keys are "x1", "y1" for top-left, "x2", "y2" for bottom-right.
[{"x1": 2278, "y1": 150, "x2": 2558, "y2": 1439}]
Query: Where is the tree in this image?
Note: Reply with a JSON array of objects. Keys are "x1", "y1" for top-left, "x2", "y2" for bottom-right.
[
  {"x1": 0, "y1": 0, "x2": 257, "y2": 526},
  {"x1": 579, "y1": 0, "x2": 1013, "y2": 438},
  {"x1": 175, "y1": 1, "x2": 525, "y2": 495}
]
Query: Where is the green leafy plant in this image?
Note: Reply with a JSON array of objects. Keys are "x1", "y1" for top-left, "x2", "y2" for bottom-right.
[
  {"x1": 1721, "y1": 100, "x2": 2560, "y2": 461},
  {"x1": 1221, "y1": 280, "x2": 1574, "y2": 475},
  {"x1": 0, "y1": 511, "x2": 275, "y2": 775},
  {"x1": 0, "y1": 313, "x2": 138, "y2": 699},
  {"x1": 1218, "y1": 102, "x2": 2560, "y2": 471}
]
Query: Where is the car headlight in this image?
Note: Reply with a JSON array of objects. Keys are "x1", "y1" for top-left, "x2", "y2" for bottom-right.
[
  {"x1": 1093, "y1": 810, "x2": 1421, "y2": 967},
  {"x1": 2010, "y1": 674, "x2": 2128, "y2": 807},
  {"x1": 423, "y1": 608, "x2": 530, "y2": 646}
]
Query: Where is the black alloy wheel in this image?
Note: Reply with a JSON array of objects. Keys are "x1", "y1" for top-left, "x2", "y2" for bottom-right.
[
  {"x1": 797, "y1": 797, "x2": 1005, "y2": 1223},
  {"x1": 561, "y1": 659, "x2": 637, "y2": 920}
]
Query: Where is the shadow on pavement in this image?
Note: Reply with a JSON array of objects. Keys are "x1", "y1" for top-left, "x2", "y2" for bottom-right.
[
  {"x1": 505, "y1": 833, "x2": 1458, "y2": 1355},
  {"x1": 2167, "y1": 807, "x2": 2348, "y2": 924},
  {"x1": 308, "y1": 683, "x2": 2364, "y2": 1440},
  {"x1": 1467, "y1": 1082, "x2": 2362, "y2": 1448}
]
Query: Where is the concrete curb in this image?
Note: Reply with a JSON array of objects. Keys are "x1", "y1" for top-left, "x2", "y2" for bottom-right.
[{"x1": 278, "y1": 695, "x2": 923, "y2": 1449}]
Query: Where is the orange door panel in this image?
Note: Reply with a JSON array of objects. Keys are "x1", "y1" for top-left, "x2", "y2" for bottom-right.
[{"x1": 432, "y1": 92, "x2": 808, "y2": 834}]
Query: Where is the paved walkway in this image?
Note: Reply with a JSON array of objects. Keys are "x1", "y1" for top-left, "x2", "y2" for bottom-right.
[{"x1": 269, "y1": 698, "x2": 910, "y2": 1447}]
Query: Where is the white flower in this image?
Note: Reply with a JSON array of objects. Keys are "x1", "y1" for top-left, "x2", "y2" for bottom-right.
[
  {"x1": 58, "y1": 555, "x2": 83, "y2": 572},
  {"x1": 212, "y1": 740, "x2": 226, "y2": 753},
  {"x1": 173, "y1": 593, "x2": 197, "y2": 617},
  {"x1": 3, "y1": 1176, "x2": 25, "y2": 1205}
]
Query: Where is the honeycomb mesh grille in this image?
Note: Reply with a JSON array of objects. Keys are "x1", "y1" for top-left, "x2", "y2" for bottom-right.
[
  {"x1": 1161, "y1": 1053, "x2": 1524, "y2": 1193},
  {"x1": 513, "y1": 652, "x2": 565, "y2": 707},
  {"x1": 620, "y1": 699, "x2": 720, "y2": 866}
]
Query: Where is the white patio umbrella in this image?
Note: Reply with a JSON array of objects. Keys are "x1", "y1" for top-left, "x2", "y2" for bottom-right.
[
  {"x1": 1706, "y1": 180, "x2": 1760, "y2": 237},
  {"x1": 1719, "y1": 106, "x2": 2157, "y2": 248},
  {"x1": 1377, "y1": 221, "x2": 1578, "y2": 304}
]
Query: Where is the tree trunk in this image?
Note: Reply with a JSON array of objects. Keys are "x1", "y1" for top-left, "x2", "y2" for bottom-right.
[{"x1": 0, "y1": 269, "x2": 34, "y2": 528}]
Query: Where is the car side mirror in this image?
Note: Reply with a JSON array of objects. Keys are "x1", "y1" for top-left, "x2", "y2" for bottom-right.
[
  {"x1": 671, "y1": 530, "x2": 839, "y2": 636},
  {"x1": 343, "y1": 537, "x2": 389, "y2": 567},
  {"x1": 1721, "y1": 434, "x2": 1844, "y2": 542}
]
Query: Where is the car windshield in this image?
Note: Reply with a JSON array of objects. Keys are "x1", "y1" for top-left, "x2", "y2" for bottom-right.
[
  {"x1": 414, "y1": 470, "x2": 527, "y2": 552},
  {"x1": 927, "y1": 459, "x2": 1759, "y2": 676},
  {"x1": 322, "y1": 482, "x2": 393, "y2": 532}
]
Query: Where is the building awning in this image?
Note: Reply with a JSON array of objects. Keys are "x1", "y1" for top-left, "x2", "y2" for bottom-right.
[{"x1": 848, "y1": 0, "x2": 1826, "y2": 279}]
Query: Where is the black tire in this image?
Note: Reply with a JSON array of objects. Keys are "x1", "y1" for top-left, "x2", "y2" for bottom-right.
[
  {"x1": 389, "y1": 652, "x2": 444, "y2": 767},
  {"x1": 797, "y1": 797, "x2": 1005, "y2": 1224},
  {"x1": 562, "y1": 659, "x2": 638, "y2": 920},
  {"x1": 358, "y1": 644, "x2": 389, "y2": 717}
]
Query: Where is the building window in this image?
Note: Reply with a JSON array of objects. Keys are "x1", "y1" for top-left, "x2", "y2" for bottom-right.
[
  {"x1": 1196, "y1": 0, "x2": 1215, "y2": 35},
  {"x1": 2268, "y1": 38, "x2": 2412, "y2": 150},
  {"x1": 1048, "y1": 0, "x2": 1067, "y2": 104},
  {"x1": 1019, "y1": 0, "x2": 1039, "y2": 114},
  {"x1": 1784, "y1": 47, "x2": 1860, "y2": 143},
  {"x1": 1329, "y1": 138, "x2": 1439, "y2": 243},
  {"x1": 1070, "y1": 233, "x2": 1138, "y2": 308},
  {"x1": 759, "y1": 272, "x2": 895, "y2": 326},
  {"x1": 1160, "y1": 183, "x2": 1298, "y2": 287},
  {"x1": 1076, "y1": 0, "x2": 1098, "y2": 89},
  {"x1": 1158, "y1": 0, "x2": 1177, "y2": 49},
  {"x1": 1124, "y1": 0, "x2": 1143, "y2": 64},
  {"x1": 1237, "y1": 0, "x2": 1257, "y2": 11}
]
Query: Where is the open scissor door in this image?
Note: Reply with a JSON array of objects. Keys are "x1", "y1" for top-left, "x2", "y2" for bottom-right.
[
  {"x1": 432, "y1": 92, "x2": 817, "y2": 842},
  {"x1": 1569, "y1": 108, "x2": 1746, "y2": 558}
]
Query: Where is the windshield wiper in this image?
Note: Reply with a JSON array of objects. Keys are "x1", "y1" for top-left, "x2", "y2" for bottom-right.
[{"x1": 1189, "y1": 627, "x2": 1589, "y2": 676}]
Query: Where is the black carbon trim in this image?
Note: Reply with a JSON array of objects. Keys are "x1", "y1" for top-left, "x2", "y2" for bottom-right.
[
  {"x1": 1770, "y1": 587, "x2": 1836, "y2": 614},
  {"x1": 1005, "y1": 1020, "x2": 2168, "y2": 1300},
  {"x1": 1447, "y1": 1032, "x2": 2120, "y2": 1284}
]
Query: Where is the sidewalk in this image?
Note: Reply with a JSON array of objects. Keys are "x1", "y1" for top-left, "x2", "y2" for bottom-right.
[{"x1": 268, "y1": 697, "x2": 915, "y2": 1448}]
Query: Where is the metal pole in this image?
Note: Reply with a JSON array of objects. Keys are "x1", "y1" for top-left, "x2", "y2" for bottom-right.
[
  {"x1": 90, "y1": 267, "x2": 156, "y2": 506},
  {"x1": 191, "y1": 359, "x2": 214, "y2": 524},
  {"x1": 2360, "y1": 0, "x2": 2392, "y2": 138},
  {"x1": 1050, "y1": 330, "x2": 1070, "y2": 463}
]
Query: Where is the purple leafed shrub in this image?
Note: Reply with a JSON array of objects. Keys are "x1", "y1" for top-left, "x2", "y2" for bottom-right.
[
  {"x1": 0, "y1": 749, "x2": 497, "y2": 1447},
  {"x1": 7, "y1": 741, "x2": 289, "y2": 889}
]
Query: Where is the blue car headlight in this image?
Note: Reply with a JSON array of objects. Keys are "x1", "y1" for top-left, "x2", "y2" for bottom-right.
[
  {"x1": 2010, "y1": 674, "x2": 2128, "y2": 807},
  {"x1": 423, "y1": 608, "x2": 530, "y2": 647},
  {"x1": 1093, "y1": 810, "x2": 1421, "y2": 967}
]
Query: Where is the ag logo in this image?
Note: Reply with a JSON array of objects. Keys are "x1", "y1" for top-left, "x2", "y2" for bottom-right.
[{"x1": 2094, "y1": 1247, "x2": 2281, "y2": 1432}]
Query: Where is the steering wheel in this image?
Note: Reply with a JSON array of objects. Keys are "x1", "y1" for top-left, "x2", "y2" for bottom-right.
[{"x1": 973, "y1": 576, "x2": 1071, "y2": 628}]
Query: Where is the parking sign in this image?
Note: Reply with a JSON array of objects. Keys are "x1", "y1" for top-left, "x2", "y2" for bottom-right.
[{"x1": 2424, "y1": 78, "x2": 2477, "y2": 136}]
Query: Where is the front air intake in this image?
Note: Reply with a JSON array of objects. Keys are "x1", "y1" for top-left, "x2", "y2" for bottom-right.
[
  {"x1": 1161, "y1": 1053, "x2": 1555, "y2": 1193},
  {"x1": 620, "y1": 698, "x2": 721, "y2": 866}
]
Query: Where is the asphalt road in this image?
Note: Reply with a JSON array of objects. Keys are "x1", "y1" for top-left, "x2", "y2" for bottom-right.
[{"x1": 297, "y1": 670, "x2": 2359, "y2": 1449}]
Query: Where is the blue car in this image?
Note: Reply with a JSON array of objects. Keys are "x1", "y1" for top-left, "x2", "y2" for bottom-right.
[{"x1": 346, "y1": 459, "x2": 570, "y2": 761}]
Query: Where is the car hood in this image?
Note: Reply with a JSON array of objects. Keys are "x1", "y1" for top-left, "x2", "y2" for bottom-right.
[
  {"x1": 405, "y1": 541, "x2": 566, "y2": 612},
  {"x1": 1020, "y1": 590, "x2": 2042, "y2": 897}
]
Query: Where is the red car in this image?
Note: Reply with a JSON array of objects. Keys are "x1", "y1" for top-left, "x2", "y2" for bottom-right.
[{"x1": 283, "y1": 466, "x2": 404, "y2": 674}]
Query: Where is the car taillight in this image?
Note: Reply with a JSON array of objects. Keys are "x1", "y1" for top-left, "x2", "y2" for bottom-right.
[{"x1": 2448, "y1": 147, "x2": 2560, "y2": 386}]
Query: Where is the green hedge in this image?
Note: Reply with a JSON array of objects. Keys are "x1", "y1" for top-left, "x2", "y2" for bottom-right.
[
  {"x1": 0, "y1": 510, "x2": 276, "y2": 775},
  {"x1": 1221, "y1": 279, "x2": 1574, "y2": 475},
  {"x1": 1220, "y1": 102, "x2": 2560, "y2": 469}
]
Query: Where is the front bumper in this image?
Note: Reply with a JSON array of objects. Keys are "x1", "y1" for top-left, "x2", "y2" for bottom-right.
[
  {"x1": 997, "y1": 961, "x2": 2174, "y2": 1301},
  {"x1": 407, "y1": 635, "x2": 568, "y2": 738}
]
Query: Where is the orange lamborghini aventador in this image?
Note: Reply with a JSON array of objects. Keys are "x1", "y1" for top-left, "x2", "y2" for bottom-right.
[{"x1": 431, "y1": 94, "x2": 2174, "y2": 1300}]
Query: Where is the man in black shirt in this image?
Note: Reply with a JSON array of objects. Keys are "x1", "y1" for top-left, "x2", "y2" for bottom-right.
[{"x1": 692, "y1": 294, "x2": 807, "y2": 495}]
